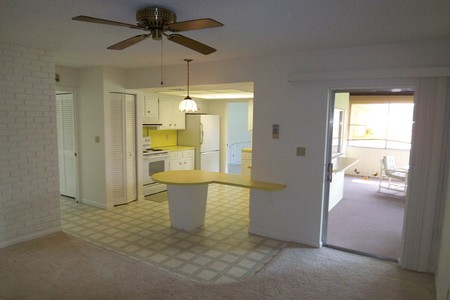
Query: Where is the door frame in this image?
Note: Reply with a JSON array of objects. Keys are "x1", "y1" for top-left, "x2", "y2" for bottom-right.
[
  {"x1": 321, "y1": 90, "x2": 336, "y2": 244},
  {"x1": 322, "y1": 87, "x2": 414, "y2": 261}
]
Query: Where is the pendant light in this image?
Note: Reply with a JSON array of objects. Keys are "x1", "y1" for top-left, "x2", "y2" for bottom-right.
[{"x1": 179, "y1": 58, "x2": 198, "y2": 112}]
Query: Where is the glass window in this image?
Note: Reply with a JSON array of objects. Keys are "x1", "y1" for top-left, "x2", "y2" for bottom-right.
[
  {"x1": 348, "y1": 102, "x2": 414, "y2": 150},
  {"x1": 332, "y1": 109, "x2": 344, "y2": 156}
]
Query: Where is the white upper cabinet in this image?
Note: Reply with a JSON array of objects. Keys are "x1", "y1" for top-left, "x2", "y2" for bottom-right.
[
  {"x1": 159, "y1": 99, "x2": 186, "y2": 130},
  {"x1": 142, "y1": 96, "x2": 160, "y2": 124}
]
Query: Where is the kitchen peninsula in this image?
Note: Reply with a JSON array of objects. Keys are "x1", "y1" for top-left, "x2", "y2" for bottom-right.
[{"x1": 152, "y1": 170, "x2": 286, "y2": 231}]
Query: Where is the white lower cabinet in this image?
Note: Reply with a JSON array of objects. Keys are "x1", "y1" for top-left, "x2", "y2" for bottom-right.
[
  {"x1": 169, "y1": 149, "x2": 194, "y2": 171},
  {"x1": 241, "y1": 150, "x2": 252, "y2": 177}
]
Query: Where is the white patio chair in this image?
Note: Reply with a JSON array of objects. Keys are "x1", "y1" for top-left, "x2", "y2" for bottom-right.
[{"x1": 379, "y1": 156, "x2": 408, "y2": 194}]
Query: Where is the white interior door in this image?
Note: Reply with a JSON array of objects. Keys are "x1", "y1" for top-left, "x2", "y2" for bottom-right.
[{"x1": 56, "y1": 93, "x2": 77, "y2": 198}]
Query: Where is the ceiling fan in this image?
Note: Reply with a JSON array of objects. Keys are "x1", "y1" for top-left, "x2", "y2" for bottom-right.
[{"x1": 72, "y1": 7, "x2": 223, "y2": 55}]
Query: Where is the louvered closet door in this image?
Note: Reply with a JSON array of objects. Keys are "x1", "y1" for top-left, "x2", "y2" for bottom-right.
[
  {"x1": 125, "y1": 94, "x2": 137, "y2": 203},
  {"x1": 110, "y1": 93, "x2": 137, "y2": 205},
  {"x1": 110, "y1": 94, "x2": 126, "y2": 205},
  {"x1": 56, "y1": 93, "x2": 76, "y2": 198}
]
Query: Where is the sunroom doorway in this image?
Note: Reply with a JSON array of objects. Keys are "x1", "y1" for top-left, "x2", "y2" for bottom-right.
[{"x1": 324, "y1": 90, "x2": 414, "y2": 261}]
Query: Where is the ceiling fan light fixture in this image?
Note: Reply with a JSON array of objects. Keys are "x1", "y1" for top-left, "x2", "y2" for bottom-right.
[
  {"x1": 179, "y1": 59, "x2": 198, "y2": 112},
  {"x1": 72, "y1": 7, "x2": 223, "y2": 54}
]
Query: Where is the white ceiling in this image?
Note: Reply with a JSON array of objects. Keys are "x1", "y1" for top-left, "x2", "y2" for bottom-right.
[{"x1": 1, "y1": 0, "x2": 449, "y2": 70}]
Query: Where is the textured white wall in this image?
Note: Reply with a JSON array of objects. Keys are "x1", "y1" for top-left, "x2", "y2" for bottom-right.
[
  {"x1": 0, "y1": 42, "x2": 61, "y2": 248},
  {"x1": 77, "y1": 67, "x2": 107, "y2": 208}
]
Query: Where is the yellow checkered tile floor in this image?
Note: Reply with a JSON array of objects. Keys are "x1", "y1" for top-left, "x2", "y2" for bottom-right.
[{"x1": 61, "y1": 184, "x2": 285, "y2": 283}]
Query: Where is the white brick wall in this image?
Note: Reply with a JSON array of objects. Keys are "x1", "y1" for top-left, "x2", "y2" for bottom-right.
[{"x1": 0, "y1": 42, "x2": 61, "y2": 248}]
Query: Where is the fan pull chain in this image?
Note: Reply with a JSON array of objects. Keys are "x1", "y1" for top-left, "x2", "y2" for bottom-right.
[{"x1": 160, "y1": 38, "x2": 164, "y2": 86}]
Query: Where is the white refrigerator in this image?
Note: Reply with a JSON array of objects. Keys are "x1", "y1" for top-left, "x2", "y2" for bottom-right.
[{"x1": 178, "y1": 114, "x2": 220, "y2": 172}]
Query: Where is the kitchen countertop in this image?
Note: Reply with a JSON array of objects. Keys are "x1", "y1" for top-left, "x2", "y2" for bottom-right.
[
  {"x1": 155, "y1": 145, "x2": 195, "y2": 151},
  {"x1": 152, "y1": 170, "x2": 286, "y2": 191},
  {"x1": 242, "y1": 148, "x2": 252, "y2": 153},
  {"x1": 332, "y1": 157, "x2": 360, "y2": 173}
]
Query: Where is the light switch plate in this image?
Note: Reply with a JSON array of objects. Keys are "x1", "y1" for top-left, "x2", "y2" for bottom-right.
[
  {"x1": 272, "y1": 124, "x2": 279, "y2": 139},
  {"x1": 297, "y1": 147, "x2": 306, "y2": 156}
]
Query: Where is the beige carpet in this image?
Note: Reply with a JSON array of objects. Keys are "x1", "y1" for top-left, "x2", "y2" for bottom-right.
[
  {"x1": 0, "y1": 232, "x2": 435, "y2": 299},
  {"x1": 327, "y1": 175, "x2": 405, "y2": 260}
]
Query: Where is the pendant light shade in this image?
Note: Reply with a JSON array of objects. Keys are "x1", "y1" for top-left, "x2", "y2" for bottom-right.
[
  {"x1": 178, "y1": 96, "x2": 198, "y2": 112},
  {"x1": 179, "y1": 58, "x2": 198, "y2": 112}
]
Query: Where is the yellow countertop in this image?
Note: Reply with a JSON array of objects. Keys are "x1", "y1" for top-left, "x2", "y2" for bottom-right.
[
  {"x1": 156, "y1": 145, "x2": 195, "y2": 151},
  {"x1": 152, "y1": 170, "x2": 286, "y2": 191},
  {"x1": 242, "y1": 148, "x2": 253, "y2": 153}
]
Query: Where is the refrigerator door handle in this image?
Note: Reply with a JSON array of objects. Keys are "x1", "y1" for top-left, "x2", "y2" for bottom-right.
[{"x1": 200, "y1": 123, "x2": 204, "y2": 145}]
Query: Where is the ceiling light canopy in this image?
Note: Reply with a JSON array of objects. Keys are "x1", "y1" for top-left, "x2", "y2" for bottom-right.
[{"x1": 179, "y1": 59, "x2": 198, "y2": 112}]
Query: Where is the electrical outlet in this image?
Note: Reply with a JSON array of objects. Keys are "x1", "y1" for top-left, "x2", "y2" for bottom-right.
[
  {"x1": 297, "y1": 147, "x2": 306, "y2": 157},
  {"x1": 95, "y1": 136, "x2": 100, "y2": 143}
]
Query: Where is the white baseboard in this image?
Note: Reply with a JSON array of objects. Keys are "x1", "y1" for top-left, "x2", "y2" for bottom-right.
[
  {"x1": 80, "y1": 198, "x2": 108, "y2": 209},
  {"x1": 0, "y1": 226, "x2": 62, "y2": 249}
]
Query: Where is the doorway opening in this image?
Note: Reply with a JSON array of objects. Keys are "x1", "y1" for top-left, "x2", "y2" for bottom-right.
[
  {"x1": 324, "y1": 90, "x2": 414, "y2": 261},
  {"x1": 226, "y1": 102, "x2": 252, "y2": 174}
]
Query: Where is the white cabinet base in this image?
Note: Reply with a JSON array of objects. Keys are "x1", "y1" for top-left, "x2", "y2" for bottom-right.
[
  {"x1": 328, "y1": 171, "x2": 345, "y2": 211},
  {"x1": 167, "y1": 184, "x2": 208, "y2": 231}
]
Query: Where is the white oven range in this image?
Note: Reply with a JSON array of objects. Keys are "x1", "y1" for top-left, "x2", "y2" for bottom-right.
[{"x1": 143, "y1": 149, "x2": 169, "y2": 196}]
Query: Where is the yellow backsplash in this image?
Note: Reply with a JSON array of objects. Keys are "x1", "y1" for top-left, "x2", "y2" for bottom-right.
[{"x1": 144, "y1": 128, "x2": 177, "y2": 147}]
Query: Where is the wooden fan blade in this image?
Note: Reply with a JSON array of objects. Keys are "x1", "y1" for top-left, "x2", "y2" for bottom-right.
[
  {"x1": 166, "y1": 18, "x2": 223, "y2": 32},
  {"x1": 167, "y1": 34, "x2": 216, "y2": 55},
  {"x1": 72, "y1": 15, "x2": 140, "y2": 29},
  {"x1": 108, "y1": 34, "x2": 149, "y2": 50}
]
